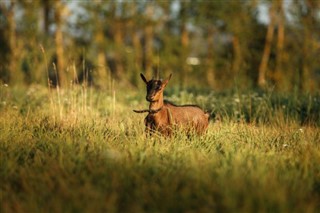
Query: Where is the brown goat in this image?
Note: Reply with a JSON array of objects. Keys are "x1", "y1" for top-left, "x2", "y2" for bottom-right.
[{"x1": 134, "y1": 73, "x2": 209, "y2": 136}]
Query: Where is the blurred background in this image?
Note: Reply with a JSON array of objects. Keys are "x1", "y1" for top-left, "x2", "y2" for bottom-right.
[{"x1": 0, "y1": 0, "x2": 319, "y2": 92}]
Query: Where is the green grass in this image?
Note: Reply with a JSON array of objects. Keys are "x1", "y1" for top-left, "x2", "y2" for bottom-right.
[{"x1": 0, "y1": 84, "x2": 320, "y2": 213}]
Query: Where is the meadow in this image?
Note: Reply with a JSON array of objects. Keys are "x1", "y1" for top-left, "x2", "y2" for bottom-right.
[{"x1": 0, "y1": 83, "x2": 320, "y2": 213}]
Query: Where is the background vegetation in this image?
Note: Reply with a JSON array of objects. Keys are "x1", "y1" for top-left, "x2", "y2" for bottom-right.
[
  {"x1": 0, "y1": 0, "x2": 320, "y2": 212},
  {"x1": 0, "y1": 0, "x2": 319, "y2": 91}
]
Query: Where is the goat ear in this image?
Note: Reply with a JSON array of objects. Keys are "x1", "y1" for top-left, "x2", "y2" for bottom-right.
[
  {"x1": 140, "y1": 73, "x2": 148, "y2": 84},
  {"x1": 162, "y1": 73, "x2": 172, "y2": 88}
]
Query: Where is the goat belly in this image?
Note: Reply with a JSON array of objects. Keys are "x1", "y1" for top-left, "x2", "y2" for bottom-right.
[{"x1": 168, "y1": 106, "x2": 209, "y2": 134}]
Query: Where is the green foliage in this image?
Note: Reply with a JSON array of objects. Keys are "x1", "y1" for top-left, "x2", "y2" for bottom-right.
[
  {"x1": 1, "y1": 1, "x2": 319, "y2": 91},
  {"x1": 1, "y1": 85, "x2": 319, "y2": 212}
]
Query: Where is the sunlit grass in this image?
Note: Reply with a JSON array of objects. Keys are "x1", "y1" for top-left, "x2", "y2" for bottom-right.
[{"x1": 0, "y1": 84, "x2": 319, "y2": 212}]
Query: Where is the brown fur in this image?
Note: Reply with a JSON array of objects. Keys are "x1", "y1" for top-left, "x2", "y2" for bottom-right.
[{"x1": 136, "y1": 73, "x2": 209, "y2": 136}]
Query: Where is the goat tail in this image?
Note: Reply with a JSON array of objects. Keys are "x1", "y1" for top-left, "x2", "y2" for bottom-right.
[{"x1": 204, "y1": 110, "x2": 217, "y2": 122}]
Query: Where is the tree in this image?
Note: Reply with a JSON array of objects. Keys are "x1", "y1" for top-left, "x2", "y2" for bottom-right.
[
  {"x1": 143, "y1": 2, "x2": 155, "y2": 79},
  {"x1": 42, "y1": 0, "x2": 51, "y2": 35},
  {"x1": 93, "y1": 1, "x2": 110, "y2": 89},
  {"x1": 54, "y1": 0, "x2": 67, "y2": 87},
  {"x1": 299, "y1": 0, "x2": 319, "y2": 92},
  {"x1": 0, "y1": 0, "x2": 318, "y2": 92},
  {"x1": 287, "y1": 0, "x2": 320, "y2": 92},
  {"x1": 127, "y1": 3, "x2": 143, "y2": 86},
  {"x1": 274, "y1": 0, "x2": 285, "y2": 88},
  {"x1": 258, "y1": 1, "x2": 276, "y2": 88},
  {"x1": 0, "y1": 0, "x2": 24, "y2": 85},
  {"x1": 196, "y1": 1, "x2": 220, "y2": 88}
]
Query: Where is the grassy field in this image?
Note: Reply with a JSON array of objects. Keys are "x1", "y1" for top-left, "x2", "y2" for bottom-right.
[{"x1": 0, "y1": 84, "x2": 320, "y2": 213}]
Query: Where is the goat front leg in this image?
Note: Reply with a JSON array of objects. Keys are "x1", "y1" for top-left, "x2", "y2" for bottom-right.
[{"x1": 144, "y1": 116, "x2": 156, "y2": 137}]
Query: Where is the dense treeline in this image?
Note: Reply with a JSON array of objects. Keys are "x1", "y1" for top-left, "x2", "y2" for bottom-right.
[{"x1": 0, "y1": 0, "x2": 319, "y2": 92}]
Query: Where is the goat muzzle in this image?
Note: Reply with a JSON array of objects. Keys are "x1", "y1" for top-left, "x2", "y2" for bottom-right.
[{"x1": 146, "y1": 96, "x2": 158, "y2": 102}]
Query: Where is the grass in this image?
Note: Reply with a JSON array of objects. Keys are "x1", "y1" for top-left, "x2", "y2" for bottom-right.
[{"x1": 0, "y1": 84, "x2": 320, "y2": 213}]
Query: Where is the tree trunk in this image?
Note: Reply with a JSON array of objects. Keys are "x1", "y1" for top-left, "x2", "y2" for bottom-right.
[
  {"x1": 95, "y1": 23, "x2": 109, "y2": 90},
  {"x1": 97, "y1": 50, "x2": 109, "y2": 89},
  {"x1": 206, "y1": 27, "x2": 216, "y2": 88},
  {"x1": 274, "y1": 0, "x2": 285, "y2": 88},
  {"x1": 144, "y1": 23, "x2": 153, "y2": 78},
  {"x1": 301, "y1": 0, "x2": 316, "y2": 92},
  {"x1": 54, "y1": 0, "x2": 67, "y2": 87},
  {"x1": 114, "y1": 19, "x2": 125, "y2": 78},
  {"x1": 180, "y1": 23, "x2": 189, "y2": 87},
  {"x1": 132, "y1": 31, "x2": 142, "y2": 70},
  {"x1": 126, "y1": 2, "x2": 142, "y2": 86},
  {"x1": 258, "y1": 1, "x2": 275, "y2": 88},
  {"x1": 132, "y1": 27, "x2": 142, "y2": 85},
  {"x1": 232, "y1": 35, "x2": 241, "y2": 75},
  {"x1": 6, "y1": 1, "x2": 23, "y2": 85},
  {"x1": 43, "y1": 0, "x2": 50, "y2": 35},
  {"x1": 179, "y1": 2, "x2": 190, "y2": 88},
  {"x1": 143, "y1": 3, "x2": 156, "y2": 79}
]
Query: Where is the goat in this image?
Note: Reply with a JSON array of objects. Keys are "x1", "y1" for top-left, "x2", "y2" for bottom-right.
[{"x1": 134, "y1": 73, "x2": 209, "y2": 136}]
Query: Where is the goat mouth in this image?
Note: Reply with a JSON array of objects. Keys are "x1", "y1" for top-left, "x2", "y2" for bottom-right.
[{"x1": 146, "y1": 97, "x2": 156, "y2": 102}]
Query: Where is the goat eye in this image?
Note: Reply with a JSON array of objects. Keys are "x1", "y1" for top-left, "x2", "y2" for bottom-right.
[{"x1": 156, "y1": 82, "x2": 162, "y2": 89}]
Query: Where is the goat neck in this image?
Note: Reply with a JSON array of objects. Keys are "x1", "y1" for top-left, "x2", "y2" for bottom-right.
[{"x1": 149, "y1": 93, "x2": 164, "y2": 113}]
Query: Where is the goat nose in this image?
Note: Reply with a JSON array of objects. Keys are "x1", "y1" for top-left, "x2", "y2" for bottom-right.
[{"x1": 146, "y1": 96, "x2": 152, "y2": 102}]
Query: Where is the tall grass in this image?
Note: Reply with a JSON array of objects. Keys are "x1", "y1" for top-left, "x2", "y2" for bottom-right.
[{"x1": 0, "y1": 83, "x2": 319, "y2": 212}]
